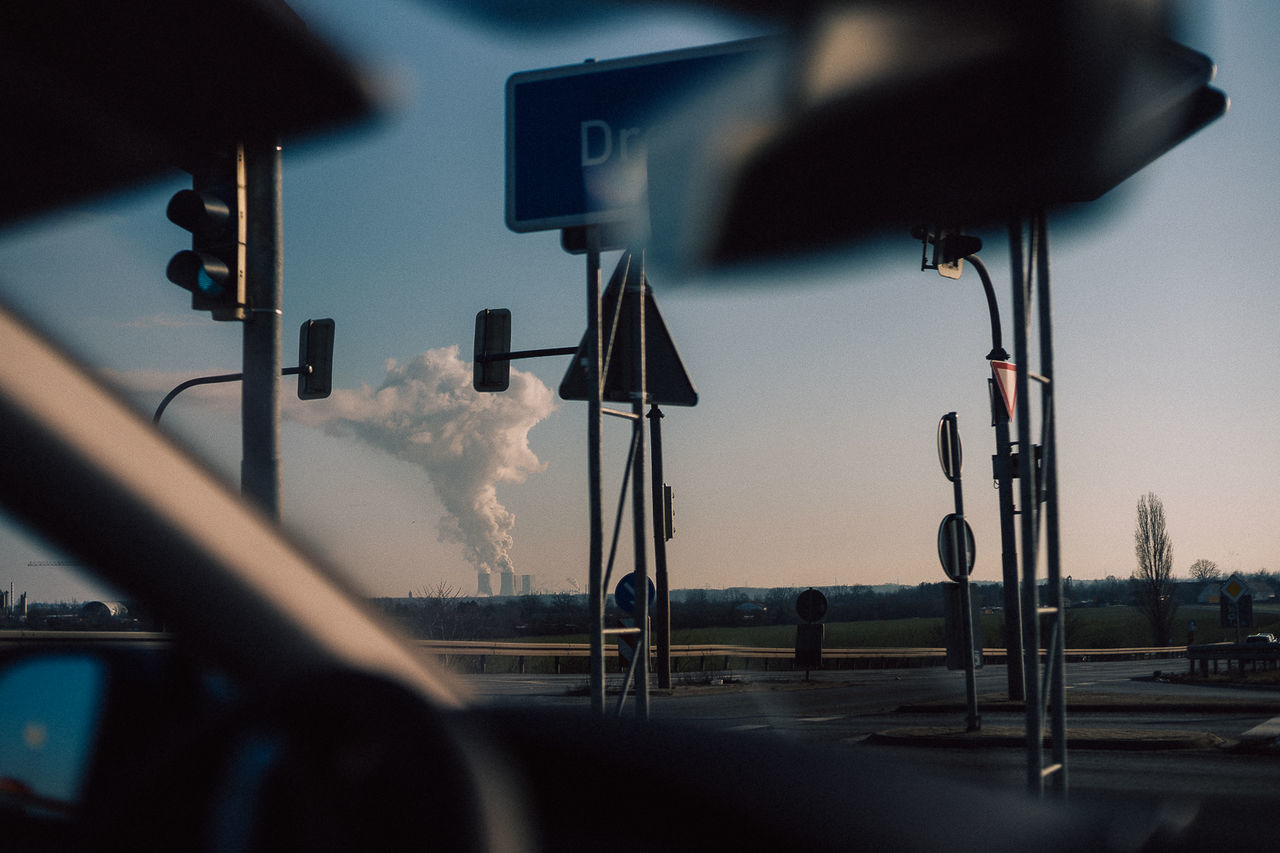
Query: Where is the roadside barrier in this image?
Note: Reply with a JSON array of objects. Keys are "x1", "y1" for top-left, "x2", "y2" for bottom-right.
[
  {"x1": 1187, "y1": 642, "x2": 1280, "y2": 676},
  {"x1": 0, "y1": 631, "x2": 1190, "y2": 674},
  {"x1": 408, "y1": 640, "x2": 1189, "y2": 674}
]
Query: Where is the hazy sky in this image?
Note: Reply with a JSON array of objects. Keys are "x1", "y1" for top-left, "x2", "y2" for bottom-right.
[{"x1": 1, "y1": 2, "x2": 1276, "y2": 602}]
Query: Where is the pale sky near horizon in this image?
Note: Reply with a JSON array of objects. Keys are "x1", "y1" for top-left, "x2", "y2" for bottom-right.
[{"x1": 1, "y1": 2, "x2": 1276, "y2": 603}]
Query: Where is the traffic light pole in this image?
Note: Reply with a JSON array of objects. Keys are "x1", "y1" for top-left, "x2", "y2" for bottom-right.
[
  {"x1": 241, "y1": 139, "x2": 283, "y2": 521},
  {"x1": 475, "y1": 270, "x2": 675, "y2": 701}
]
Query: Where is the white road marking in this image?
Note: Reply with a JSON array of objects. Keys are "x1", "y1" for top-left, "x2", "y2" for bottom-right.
[{"x1": 1243, "y1": 716, "x2": 1280, "y2": 739}]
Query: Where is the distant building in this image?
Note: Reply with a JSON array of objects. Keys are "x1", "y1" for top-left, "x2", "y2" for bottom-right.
[{"x1": 477, "y1": 572, "x2": 493, "y2": 596}]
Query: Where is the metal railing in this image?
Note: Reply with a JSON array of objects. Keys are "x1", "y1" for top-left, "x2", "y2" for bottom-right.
[{"x1": 0, "y1": 631, "x2": 1189, "y2": 669}]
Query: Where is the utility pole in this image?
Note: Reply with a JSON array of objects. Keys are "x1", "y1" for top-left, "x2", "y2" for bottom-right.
[{"x1": 241, "y1": 138, "x2": 283, "y2": 521}]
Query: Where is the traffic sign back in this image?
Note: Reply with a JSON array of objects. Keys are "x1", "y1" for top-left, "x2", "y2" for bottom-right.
[
  {"x1": 937, "y1": 413, "x2": 962, "y2": 482},
  {"x1": 937, "y1": 514, "x2": 976, "y2": 581},
  {"x1": 560, "y1": 251, "x2": 697, "y2": 406},
  {"x1": 795, "y1": 588, "x2": 828, "y2": 623}
]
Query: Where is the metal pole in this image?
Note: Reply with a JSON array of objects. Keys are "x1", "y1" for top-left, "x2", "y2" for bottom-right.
[
  {"x1": 1036, "y1": 211, "x2": 1068, "y2": 796},
  {"x1": 990, "y1": 381, "x2": 1025, "y2": 701},
  {"x1": 1011, "y1": 217, "x2": 1043, "y2": 795},
  {"x1": 969, "y1": 253, "x2": 1024, "y2": 702},
  {"x1": 649, "y1": 404, "x2": 672, "y2": 689},
  {"x1": 630, "y1": 253, "x2": 650, "y2": 720},
  {"x1": 945, "y1": 413, "x2": 980, "y2": 732},
  {"x1": 241, "y1": 138, "x2": 282, "y2": 521},
  {"x1": 585, "y1": 229, "x2": 606, "y2": 715}
]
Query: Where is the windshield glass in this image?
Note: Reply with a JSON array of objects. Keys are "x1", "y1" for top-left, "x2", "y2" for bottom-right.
[{"x1": 0, "y1": 0, "x2": 1276, "y2": 789}]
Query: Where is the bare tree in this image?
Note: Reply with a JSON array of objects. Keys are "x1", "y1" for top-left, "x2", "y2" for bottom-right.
[
  {"x1": 1188, "y1": 558, "x2": 1220, "y2": 582},
  {"x1": 1132, "y1": 492, "x2": 1177, "y2": 645},
  {"x1": 418, "y1": 580, "x2": 466, "y2": 640}
]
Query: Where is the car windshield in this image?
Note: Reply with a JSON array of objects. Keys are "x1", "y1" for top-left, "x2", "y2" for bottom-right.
[{"x1": 1, "y1": 0, "x2": 1278, "y2": 818}]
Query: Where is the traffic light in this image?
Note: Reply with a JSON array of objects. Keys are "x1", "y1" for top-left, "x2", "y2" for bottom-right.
[
  {"x1": 297, "y1": 318, "x2": 336, "y2": 400},
  {"x1": 166, "y1": 145, "x2": 246, "y2": 321},
  {"x1": 473, "y1": 308, "x2": 511, "y2": 392}
]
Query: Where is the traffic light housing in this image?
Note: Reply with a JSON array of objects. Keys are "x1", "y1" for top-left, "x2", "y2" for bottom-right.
[
  {"x1": 473, "y1": 308, "x2": 511, "y2": 392},
  {"x1": 166, "y1": 145, "x2": 246, "y2": 321},
  {"x1": 297, "y1": 318, "x2": 336, "y2": 400}
]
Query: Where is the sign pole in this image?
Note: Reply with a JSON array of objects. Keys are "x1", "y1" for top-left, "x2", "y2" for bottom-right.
[
  {"x1": 941, "y1": 413, "x2": 981, "y2": 732},
  {"x1": 630, "y1": 251, "x2": 650, "y2": 720},
  {"x1": 990, "y1": 373, "x2": 1025, "y2": 701},
  {"x1": 649, "y1": 404, "x2": 672, "y2": 689},
  {"x1": 585, "y1": 227, "x2": 606, "y2": 715}
]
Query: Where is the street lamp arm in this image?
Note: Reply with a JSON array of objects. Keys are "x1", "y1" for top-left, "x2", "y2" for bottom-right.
[
  {"x1": 154, "y1": 366, "x2": 305, "y2": 424},
  {"x1": 966, "y1": 254, "x2": 1010, "y2": 361}
]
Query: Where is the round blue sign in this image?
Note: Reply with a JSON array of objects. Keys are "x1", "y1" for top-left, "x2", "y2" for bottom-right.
[{"x1": 614, "y1": 572, "x2": 657, "y2": 614}]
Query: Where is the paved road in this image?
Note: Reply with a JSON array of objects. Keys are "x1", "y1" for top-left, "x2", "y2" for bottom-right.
[{"x1": 465, "y1": 660, "x2": 1280, "y2": 804}]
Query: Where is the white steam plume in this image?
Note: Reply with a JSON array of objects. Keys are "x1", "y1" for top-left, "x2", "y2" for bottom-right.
[{"x1": 290, "y1": 345, "x2": 555, "y2": 579}]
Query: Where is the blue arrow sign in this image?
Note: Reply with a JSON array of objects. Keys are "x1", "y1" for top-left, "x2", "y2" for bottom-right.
[
  {"x1": 505, "y1": 38, "x2": 768, "y2": 233},
  {"x1": 613, "y1": 572, "x2": 657, "y2": 615}
]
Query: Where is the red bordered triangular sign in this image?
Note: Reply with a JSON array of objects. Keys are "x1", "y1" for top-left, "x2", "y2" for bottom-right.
[{"x1": 991, "y1": 360, "x2": 1017, "y2": 419}]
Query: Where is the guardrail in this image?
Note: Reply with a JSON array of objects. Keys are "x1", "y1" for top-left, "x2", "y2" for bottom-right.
[
  {"x1": 0, "y1": 631, "x2": 1190, "y2": 674},
  {"x1": 1187, "y1": 642, "x2": 1280, "y2": 676},
  {"x1": 414, "y1": 640, "x2": 1188, "y2": 673}
]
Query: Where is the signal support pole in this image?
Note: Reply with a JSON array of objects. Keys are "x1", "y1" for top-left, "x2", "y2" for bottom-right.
[{"x1": 241, "y1": 138, "x2": 283, "y2": 521}]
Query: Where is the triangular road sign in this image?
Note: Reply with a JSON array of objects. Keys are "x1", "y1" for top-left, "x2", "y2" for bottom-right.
[
  {"x1": 991, "y1": 360, "x2": 1017, "y2": 419},
  {"x1": 560, "y1": 252, "x2": 698, "y2": 407}
]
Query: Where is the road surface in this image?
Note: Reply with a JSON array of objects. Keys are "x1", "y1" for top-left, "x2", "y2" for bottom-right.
[{"x1": 466, "y1": 659, "x2": 1280, "y2": 806}]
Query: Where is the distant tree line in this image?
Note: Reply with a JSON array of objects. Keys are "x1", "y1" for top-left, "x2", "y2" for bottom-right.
[
  {"x1": 372, "y1": 563, "x2": 1277, "y2": 644},
  {"x1": 375, "y1": 581, "x2": 1013, "y2": 641}
]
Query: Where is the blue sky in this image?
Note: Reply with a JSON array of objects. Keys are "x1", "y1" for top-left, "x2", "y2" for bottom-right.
[{"x1": 1, "y1": 2, "x2": 1276, "y2": 602}]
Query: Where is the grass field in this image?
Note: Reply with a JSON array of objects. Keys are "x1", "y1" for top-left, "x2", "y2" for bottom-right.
[
  {"x1": 529, "y1": 605, "x2": 1280, "y2": 650},
  {"x1": 444, "y1": 605, "x2": 1280, "y2": 676}
]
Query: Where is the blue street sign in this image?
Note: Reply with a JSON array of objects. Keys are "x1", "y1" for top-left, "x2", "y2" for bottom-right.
[
  {"x1": 505, "y1": 38, "x2": 768, "y2": 233},
  {"x1": 613, "y1": 572, "x2": 657, "y2": 615}
]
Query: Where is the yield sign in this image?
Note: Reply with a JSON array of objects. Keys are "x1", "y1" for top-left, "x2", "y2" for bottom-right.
[
  {"x1": 990, "y1": 360, "x2": 1017, "y2": 419},
  {"x1": 560, "y1": 251, "x2": 698, "y2": 406}
]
